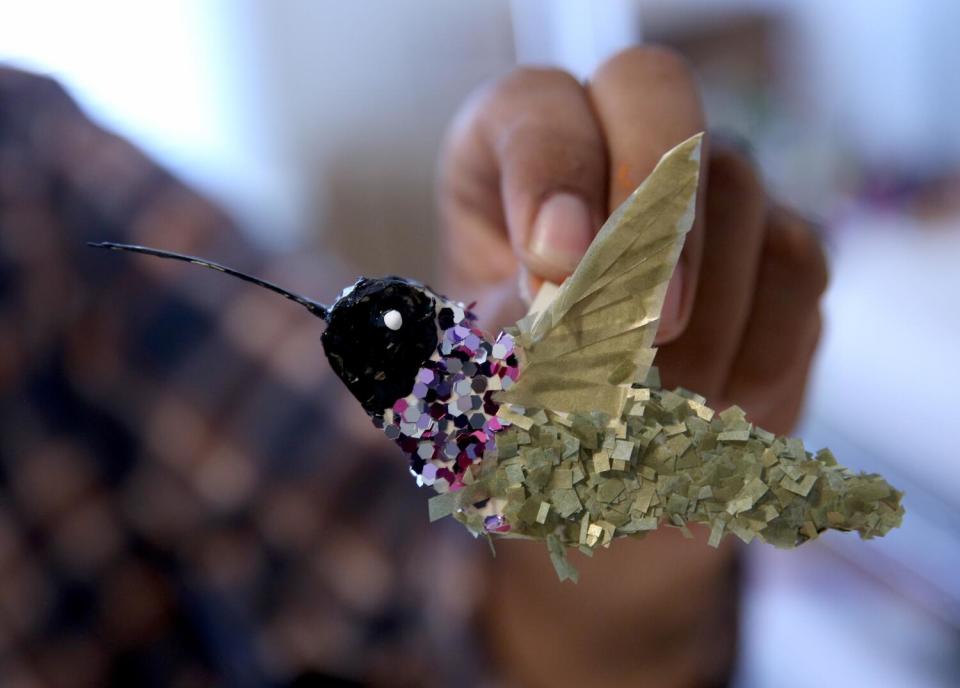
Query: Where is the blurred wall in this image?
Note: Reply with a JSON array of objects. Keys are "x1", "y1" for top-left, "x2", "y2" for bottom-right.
[
  {"x1": 642, "y1": 0, "x2": 960, "y2": 213},
  {"x1": 244, "y1": 1, "x2": 516, "y2": 280}
]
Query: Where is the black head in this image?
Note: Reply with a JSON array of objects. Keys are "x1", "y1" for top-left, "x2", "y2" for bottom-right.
[{"x1": 322, "y1": 277, "x2": 438, "y2": 415}]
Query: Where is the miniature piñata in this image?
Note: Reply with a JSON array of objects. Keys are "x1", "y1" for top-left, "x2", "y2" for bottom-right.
[{"x1": 90, "y1": 134, "x2": 904, "y2": 581}]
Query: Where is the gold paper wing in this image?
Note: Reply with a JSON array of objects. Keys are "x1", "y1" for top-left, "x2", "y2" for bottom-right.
[{"x1": 499, "y1": 133, "x2": 703, "y2": 417}]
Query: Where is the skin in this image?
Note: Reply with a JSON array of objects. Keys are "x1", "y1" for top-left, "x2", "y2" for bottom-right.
[{"x1": 438, "y1": 47, "x2": 828, "y2": 687}]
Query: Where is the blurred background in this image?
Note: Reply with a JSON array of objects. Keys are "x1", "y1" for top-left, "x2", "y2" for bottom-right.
[{"x1": 1, "y1": 0, "x2": 958, "y2": 686}]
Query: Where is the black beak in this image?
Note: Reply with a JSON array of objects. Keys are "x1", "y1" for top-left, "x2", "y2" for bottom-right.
[{"x1": 87, "y1": 241, "x2": 330, "y2": 322}]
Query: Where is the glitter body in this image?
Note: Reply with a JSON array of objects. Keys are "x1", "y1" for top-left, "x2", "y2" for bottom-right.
[{"x1": 374, "y1": 296, "x2": 519, "y2": 531}]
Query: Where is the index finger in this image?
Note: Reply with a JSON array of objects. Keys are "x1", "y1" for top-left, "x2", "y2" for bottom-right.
[
  {"x1": 588, "y1": 47, "x2": 708, "y2": 343},
  {"x1": 439, "y1": 68, "x2": 608, "y2": 288}
]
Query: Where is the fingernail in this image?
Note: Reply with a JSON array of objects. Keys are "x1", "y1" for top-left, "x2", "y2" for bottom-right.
[
  {"x1": 656, "y1": 261, "x2": 685, "y2": 343},
  {"x1": 517, "y1": 264, "x2": 535, "y2": 305},
  {"x1": 528, "y1": 193, "x2": 593, "y2": 278}
]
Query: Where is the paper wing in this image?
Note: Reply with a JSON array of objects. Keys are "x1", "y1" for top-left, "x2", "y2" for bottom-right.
[{"x1": 498, "y1": 133, "x2": 703, "y2": 417}]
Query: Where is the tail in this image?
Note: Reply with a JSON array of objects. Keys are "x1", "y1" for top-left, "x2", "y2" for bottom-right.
[
  {"x1": 730, "y1": 449, "x2": 905, "y2": 548},
  {"x1": 830, "y1": 472, "x2": 904, "y2": 538}
]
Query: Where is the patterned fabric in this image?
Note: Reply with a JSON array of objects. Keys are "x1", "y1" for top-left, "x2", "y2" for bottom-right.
[{"x1": 0, "y1": 68, "x2": 486, "y2": 688}]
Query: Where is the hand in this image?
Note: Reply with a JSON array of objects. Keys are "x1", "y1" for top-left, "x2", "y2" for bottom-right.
[{"x1": 438, "y1": 47, "x2": 828, "y2": 687}]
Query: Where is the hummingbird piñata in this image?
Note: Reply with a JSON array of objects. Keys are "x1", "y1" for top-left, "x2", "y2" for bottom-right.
[{"x1": 90, "y1": 134, "x2": 904, "y2": 581}]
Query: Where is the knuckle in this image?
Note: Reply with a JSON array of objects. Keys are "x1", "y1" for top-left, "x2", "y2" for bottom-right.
[
  {"x1": 497, "y1": 116, "x2": 571, "y2": 156},
  {"x1": 768, "y1": 210, "x2": 830, "y2": 297},
  {"x1": 500, "y1": 66, "x2": 581, "y2": 93},
  {"x1": 703, "y1": 146, "x2": 767, "y2": 247},
  {"x1": 477, "y1": 67, "x2": 580, "y2": 110},
  {"x1": 794, "y1": 229, "x2": 829, "y2": 296},
  {"x1": 445, "y1": 66, "x2": 591, "y2": 160},
  {"x1": 497, "y1": 120, "x2": 602, "y2": 196},
  {"x1": 708, "y1": 146, "x2": 763, "y2": 200},
  {"x1": 593, "y1": 45, "x2": 696, "y2": 90},
  {"x1": 440, "y1": 64, "x2": 605, "y2": 211}
]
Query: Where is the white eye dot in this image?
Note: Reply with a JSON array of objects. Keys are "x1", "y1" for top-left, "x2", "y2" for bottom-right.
[{"x1": 383, "y1": 309, "x2": 403, "y2": 330}]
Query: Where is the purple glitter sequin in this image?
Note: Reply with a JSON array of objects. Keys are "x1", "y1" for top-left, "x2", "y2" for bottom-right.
[
  {"x1": 376, "y1": 294, "x2": 521, "y2": 487},
  {"x1": 484, "y1": 514, "x2": 510, "y2": 533},
  {"x1": 370, "y1": 300, "x2": 525, "y2": 537}
]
